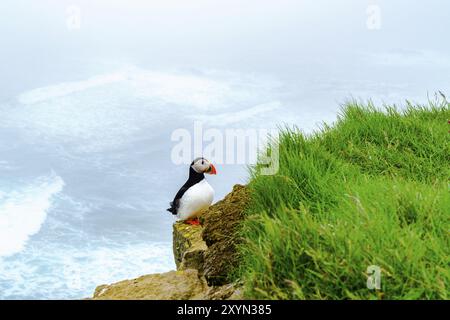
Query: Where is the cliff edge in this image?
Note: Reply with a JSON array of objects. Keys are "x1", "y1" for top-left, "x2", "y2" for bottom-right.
[{"x1": 92, "y1": 184, "x2": 249, "y2": 300}]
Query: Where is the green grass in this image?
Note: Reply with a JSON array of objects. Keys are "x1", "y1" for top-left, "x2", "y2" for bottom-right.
[{"x1": 236, "y1": 97, "x2": 449, "y2": 299}]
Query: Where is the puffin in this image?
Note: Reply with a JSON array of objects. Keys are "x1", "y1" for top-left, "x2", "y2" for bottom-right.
[{"x1": 167, "y1": 157, "x2": 216, "y2": 225}]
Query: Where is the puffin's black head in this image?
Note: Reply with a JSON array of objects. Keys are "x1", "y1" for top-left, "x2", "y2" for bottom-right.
[{"x1": 190, "y1": 157, "x2": 217, "y2": 175}]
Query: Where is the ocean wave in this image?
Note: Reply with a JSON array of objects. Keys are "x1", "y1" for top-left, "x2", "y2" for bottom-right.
[
  {"x1": 0, "y1": 241, "x2": 175, "y2": 299},
  {"x1": 15, "y1": 66, "x2": 278, "y2": 110},
  {"x1": 17, "y1": 73, "x2": 126, "y2": 105},
  {"x1": 0, "y1": 173, "x2": 65, "y2": 257},
  {"x1": 1, "y1": 66, "x2": 280, "y2": 153},
  {"x1": 192, "y1": 101, "x2": 282, "y2": 126}
]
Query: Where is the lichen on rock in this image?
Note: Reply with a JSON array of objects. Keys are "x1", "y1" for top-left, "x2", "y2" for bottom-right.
[
  {"x1": 173, "y1": 222, "x2": 207, "y2": 273},
  {"x1": 93, "y1": 269, "x2": 207, "y2": 300}
]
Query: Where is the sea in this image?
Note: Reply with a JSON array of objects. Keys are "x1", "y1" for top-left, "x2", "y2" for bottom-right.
[{"x1": 0, "y1": 0, "x2": 448, "y2": 299}]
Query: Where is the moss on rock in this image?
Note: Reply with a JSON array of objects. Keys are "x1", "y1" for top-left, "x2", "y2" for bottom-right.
[
  {"x1": 173, "y1": 222, "x2": 207, "y2": 272},
  {"x1": 201, "y1": 184, "x2": 250, "y2": 285}
]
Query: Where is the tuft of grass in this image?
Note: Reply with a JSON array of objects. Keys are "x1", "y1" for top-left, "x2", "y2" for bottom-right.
[{"x1": 235, "y1": 97, "x2": 449, "y2": 299}]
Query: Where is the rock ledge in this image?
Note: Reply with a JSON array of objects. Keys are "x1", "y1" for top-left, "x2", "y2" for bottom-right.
[{"x1": 92, "y1": 184, "x2": 249, "y2": 300}]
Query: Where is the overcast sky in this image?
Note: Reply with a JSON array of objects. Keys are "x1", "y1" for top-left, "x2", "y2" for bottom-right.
[{"x1": 0, "y1": 0, "x2": 449, "y2": 100}]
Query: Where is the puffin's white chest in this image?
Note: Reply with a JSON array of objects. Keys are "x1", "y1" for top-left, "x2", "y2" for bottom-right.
[{"x1": 177, "y1": 179, "x2": 214, "y2": 220}]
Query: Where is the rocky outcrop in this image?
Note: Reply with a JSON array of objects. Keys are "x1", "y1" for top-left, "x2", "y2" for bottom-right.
[
  {"x1": 201, "y1": 184, "x2": 250, "y2": 286},
  {"x1": 93, "y1": 269, "x2": 207, "y2": 300},
  {"x1": 92, "y1": 184, "x2": 249, "y2": 300},
  {"x1": 173, "y1": 223, "x2": 207, "y2": 272}
]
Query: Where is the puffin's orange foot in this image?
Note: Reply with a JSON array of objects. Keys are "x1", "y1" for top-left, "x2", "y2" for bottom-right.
[{"x1": 185, "y1": 218, "x2": 200, "y2": 226}]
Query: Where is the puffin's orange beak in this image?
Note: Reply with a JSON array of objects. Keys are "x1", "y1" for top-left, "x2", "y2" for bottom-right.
[{"x1": 207, "y1": 164, "x2": 217, "y2": 175}]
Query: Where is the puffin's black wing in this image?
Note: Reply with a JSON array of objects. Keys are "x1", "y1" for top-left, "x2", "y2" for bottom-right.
[
  {"x1": 167, "y1": 184, "x2": 189, "y2": 215},
  {"x1": 167, "y1": 167, "x2": 205, "y2": 215}
]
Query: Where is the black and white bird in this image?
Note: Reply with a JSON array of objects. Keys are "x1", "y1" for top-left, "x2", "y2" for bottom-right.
[{"x1": 167, "y1": 157, "x2": 216, "y2": 225}]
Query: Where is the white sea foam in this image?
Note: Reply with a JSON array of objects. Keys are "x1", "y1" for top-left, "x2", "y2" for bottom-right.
[
  {"x1": 17, "y1": 73, "x2": 126, "y2": 105},
  {"x1": 0, "y1": 174, "x2": 64, "y2": 257},
  {"x1": 15, "y1": 66, "x2": 276, "y2": 111},
  {"x1": 3, "y1": 66, "x2": 280, "y2": 153},
  {"x1": 192, "y1": 101, "x2": 282, "y2": 126},
  {"x1": 0, "y1": 241, "x2": 175, "y2": 299}
]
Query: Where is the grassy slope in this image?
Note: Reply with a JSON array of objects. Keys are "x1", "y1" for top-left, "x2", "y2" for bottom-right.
[{"x1": 236, "y1": 98, "x2": 449, "y2": 299}]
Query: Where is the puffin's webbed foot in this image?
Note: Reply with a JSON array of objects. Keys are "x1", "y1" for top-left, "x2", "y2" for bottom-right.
[{"x1": 185, "y1": 218, "x2": 200, "y2": 226}]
